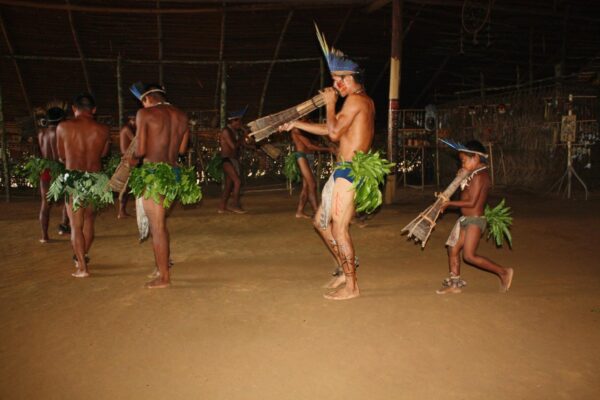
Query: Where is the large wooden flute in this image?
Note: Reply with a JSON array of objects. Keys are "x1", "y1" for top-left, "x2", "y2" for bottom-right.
[
  {"x1": 107, "y1": 136, "x2": 137, "y2": 194},
  {"x1": 247, "y1": 93, "x2": 326, "y2": 142}
]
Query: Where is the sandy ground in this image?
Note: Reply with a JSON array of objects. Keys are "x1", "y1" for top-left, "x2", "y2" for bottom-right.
[{"x1": 1, "y1": 187, "x2": 599, "y2": 400}]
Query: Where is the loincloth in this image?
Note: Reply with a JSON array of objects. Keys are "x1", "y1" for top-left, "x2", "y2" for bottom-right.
[
  {"x1": 446, "y1": 216, "x2": 487, "y2": 247},
  {"x1": 48, "y1": 169, "x2": 113, "y2": 211},
  {"x1": 40, "y1": 168, "x2": 52, "y2": 183},
  {"x1": 129, "y1": 162, "x2": 202, "y2": 208},
  {"x1": 222, "y1": 157, "x2": 240, "y2": 176},
  {"x1": 333, "y1": 162, "x2": 355, "y2": 184},
  {"x1": 20, "y1": 157, "x2": 65, "y2": 187}
]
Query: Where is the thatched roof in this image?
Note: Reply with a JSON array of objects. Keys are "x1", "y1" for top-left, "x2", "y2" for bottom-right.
[{"x1": 1, "y1": 0, "x2": 599, "y2": 126}]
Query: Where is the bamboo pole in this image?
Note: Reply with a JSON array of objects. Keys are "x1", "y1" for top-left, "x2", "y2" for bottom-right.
[
  {"x1": 2, "y1": 54, "x2": 324, "y2": 65},
  {"x1": 0, "y1": 83, "x2": 9, "y2": 201},
  {"x1": 384, "y1": 0, "x2": 402, "y2": 204},
  {"x1": 214, "y1": 6, "x2": 226, "y2": 111},
  {"x1": 0, "y1": 11, "x2": 32, "y2": 117},
  {"x1": 220, "y1": 61, "x2": 227, "y2": 129},
  {"x1": 66, "y1": 0, "x2": 92, "y2": 94},
  {"x1": 258, "y1": 10, "x2": 294, "y2": 117},
  {"x1": 117, "y1": 55, "x2": 124, "y2": 125},
  {"x1": 157, "y1": 0, "x2": 164, "y2": 85}
]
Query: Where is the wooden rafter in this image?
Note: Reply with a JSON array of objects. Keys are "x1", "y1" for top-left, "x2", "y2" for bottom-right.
[
  {"x1": 0, "y1": 11, "x2": 32, "y2": 117},
  {"x1": 66, "y1": 0, "x2": 92, "y2": 93},
  {"x1": 258, "y1": 10, "x2": 294, "y2": 117}
]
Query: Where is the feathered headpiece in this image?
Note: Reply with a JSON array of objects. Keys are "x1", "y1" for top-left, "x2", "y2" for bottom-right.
[
  {"x1": 227, "y1": 105, "x2": 248, "y2": 120},
  {"x1": 129, "y1": 81, "x2": 166, "y2": 101},
  {"x1": 314, "y1": 23, "x2": 360, "y2": 74},
  {"x1": 439, "y1": 138, "x2": 488, "y2": 159}
]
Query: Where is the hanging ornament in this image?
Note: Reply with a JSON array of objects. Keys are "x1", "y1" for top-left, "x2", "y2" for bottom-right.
[{"x1": 497, "y1": 104, "x2": 506, "y2": 114}]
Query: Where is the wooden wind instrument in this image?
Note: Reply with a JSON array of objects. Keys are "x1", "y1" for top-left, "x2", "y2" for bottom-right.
[
  {"x1": 107, "y1": 136, "x2": 137, "y2": 194},
  {"x1": 247, "y1": 93, "x2": 326, "y2": 142},
  {"x1": 401, "y1": 169, "x2": 471, "y2": 248}
]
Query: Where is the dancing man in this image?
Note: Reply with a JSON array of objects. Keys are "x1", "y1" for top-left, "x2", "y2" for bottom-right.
[
  {"x1": 279, "y1": 26, "x2": 375, "y2": 300},
  {"x1": 52, "y1": 94, "x2": 112, "y2": 277},
  {"x1": 128, "y1": 82, "x2": 201, "y2": 288},
  {"x1": 34, "y1": 105, "x2": 70, "y2": 242},
  {"x1": 118, "y1": 112, "x2": 137, "y2": 218},
  {"x1": 218, "y1": 106, "x2": 249, "y2": 214},
  {"x1": 290, "y1": 124, "x2": 333, "y2": 218}
]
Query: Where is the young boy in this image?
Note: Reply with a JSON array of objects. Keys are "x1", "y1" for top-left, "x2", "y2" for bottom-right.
[{"x1": 438, "y1": 140, "x2": 514, "y2": 294}]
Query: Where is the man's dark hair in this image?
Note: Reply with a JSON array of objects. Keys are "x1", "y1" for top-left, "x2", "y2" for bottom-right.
[
  {"x1": 351, "y1": 68, "x2": 366, "y2": 85},
  {"x1": 46, "y1": 107, "x2": 65, "y2": 124},
  {"x1": 143, "y1": 83, "x2": 166, "y2": 101},
  {"x1": 73, "y1": 93, "x2": 96, "y2": 110},
  {"x1": 464, "y1": 140, "x2": 488, "y2": 163}
]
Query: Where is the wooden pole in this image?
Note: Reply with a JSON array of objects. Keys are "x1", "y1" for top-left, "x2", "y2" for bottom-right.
[
  {"x1": 258, "y1": 10, "x2": 293, "y2": 117},
  {"x1": 384, "y1": 0, "x2": 402, "y2": 205},
  {"x1": 0, "y1": 11, "x2": 32, "y2": 117},
  {"x1": 157, "y1": 0, "x2": 164, "y2": 85},
  {"x1": 214, "y1": 6, "x2": 226, "y2": 111},
  {"x1": 528, "y1": 28, "x2": 533, "y2": 93},
  {"x1": 66, "y1": 0, "x2": 92, "y2": 93},
  {"x1": 117, "y1": 55, "x2": 124, "y2": 125},
  {"x1": 220, "y1": 61, "x2": 227, "y2": 129},
  {"x1": 0, "y1": 83, "x2": 9, "y2": 201}
]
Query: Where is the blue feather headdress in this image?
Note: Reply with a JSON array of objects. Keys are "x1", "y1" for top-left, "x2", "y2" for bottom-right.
[
  {"x1": 129, "y1": 81, "x2": 166, "y2": 101},
  {"x1": 228, "y1": 105, "x2": 248, "y2": 120},
  {"x1": 439, "y1": 138, "x2": 489, "y2": 159},
  {"x1": 314, "y1": 23, "x2": 360, "y2": 74}
]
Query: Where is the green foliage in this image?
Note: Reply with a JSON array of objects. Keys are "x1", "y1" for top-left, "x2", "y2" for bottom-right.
[
  {"x1": 284, "y1": 152, "x2": 301, "y2": 183},
  {"x1": 206, "y1": 153, "x2": 224, "y2": 183},
  {"x1": 337, "y1": 150, "x2": 395, "y2": 214},
  {"x1": 129, "y1": 162, "x2": 202, "y2": 208},
  {"x1": 47, "y1": 170, "x2": 114, "y2": 211},
  {"x1": 102, "y1": 152, "x2": 121, "y2": 177},
  {"x1": 484, "y1": 199, "x2": 513, "y2": 248},
  {"x1": 18, "y1": 157, "x2": 65, "y2": 187}
]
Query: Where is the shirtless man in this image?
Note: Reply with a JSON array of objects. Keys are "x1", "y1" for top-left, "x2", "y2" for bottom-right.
[
  {"x1": 37, "y1": 107, "x2": 69, "y2": 242},
  {"x1": 280, "y1": 28, "x2": 375, "y2": 300},
  {"x1": 131, "y1": 83, "x2": 190, "y2": 288},
  {"x1": 117, "y1": 112, "x2": 136, "y2": 218},
  {"x1": 56, "y1": 94, "x2": 110, "y2": 277},
  {"x1": 290, "y1": 125, "x2": 332, "y2": 218},
  {"x1": 218, "y1": 106, "x2": 248, "y2": 214}
]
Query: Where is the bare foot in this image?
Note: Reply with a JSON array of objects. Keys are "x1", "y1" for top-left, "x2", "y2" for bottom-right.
[
  {"x1": 39, "y1": 238, "x2": 48, "y2": 244},
  {"x1": 217, "y1": 208, "x2": 227, "y2": 214},
  {"x1": 436, "y1": 286, "x2": 462, "y2": 295},
  {"x1": 499, "y1": 267, "x2": 514, "y2": 293},
  {"x1": 322, "y1": 274, "x2": 346, "y2": 289},
  {"x1": 117, "y1": 212, "x2": 130, "y2": 219},
  {"x1": 229, "y1": 207, "x2": 247, "y2": 214},
  {"x1": 295, "y1": 212, "x2": 311, "y2": 219},
  {"x1": 145, "y1": 277, "x2": 170, "y2": 289},
  {"x1": 58, "y1": 224, "x2": 70, "y2": 235},
  {"x1": 323, "y1": 285, "x2": 360, "y2": 300},
  {"x1": 72, "y1": 269, "x2": 90, "y2": 278}
]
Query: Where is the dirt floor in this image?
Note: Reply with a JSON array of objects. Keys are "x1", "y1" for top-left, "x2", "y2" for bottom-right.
[{"x1": 1, "y1": 186, "x2": 599, "y2": 400}]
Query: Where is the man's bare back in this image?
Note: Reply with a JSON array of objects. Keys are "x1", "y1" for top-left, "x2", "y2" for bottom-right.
[
  {"x1": 38, "y1": 126, "x2": 59, "y2": 161},
  {"x1": 57, "y1": 116, "x2": 109, "y2": 172},
  {"x1": 136, "y1": 105, "x2": 189, "y2": 164}
]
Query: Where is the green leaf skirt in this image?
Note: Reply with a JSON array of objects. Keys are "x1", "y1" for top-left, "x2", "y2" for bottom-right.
[
  {"x1": 47, "y1": 170, "x2": 113, "y2": 211},
  {"x1": 129, "y1": 162, "x2": 202, "y2": 208}
]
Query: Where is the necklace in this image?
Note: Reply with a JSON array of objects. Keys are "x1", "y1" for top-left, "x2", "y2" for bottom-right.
[{"x1": 353, "y1": 88, "x2": 365, "y2": 95}]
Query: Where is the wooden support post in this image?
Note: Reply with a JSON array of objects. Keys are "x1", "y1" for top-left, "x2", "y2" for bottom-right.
[
  {"x1": 258, "y1": 10, "x2": 293, "y2": 117},
  {"x1": 528, "y1": 27, "x2": 533, "y2": 93},
  {"x1": 66, "y1": 0, "x2": 92, "y2": 94},
  {"x1": 384, "y1": 0, "x2": 402, "y2": 205},
  {"x1": 214, "y1": 7, "x2": 226, "y2": 111},
  {"x1": 220, "y1": 61, "x2": 227, "y2": 129},
  {"x1": 0, "y1": 11, "x2": 32, "y2": 118},
  {"x1": 0, "y1": 82, "x2": 9, "y2": 201},
  {"x1": 157, "y1": 0, "x2": 164, "y2": 85},
  {"x1": 117, "y1": 55, "x2": 124, "y2": 125}
]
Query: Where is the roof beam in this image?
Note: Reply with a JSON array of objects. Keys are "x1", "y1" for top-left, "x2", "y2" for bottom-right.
[
  {"x1": 0, "y1": 10, "x2": 32, "y2": 117},
  {"x1": 65, "y1": 0, "x2": 92, "y2": 93},
  {"x1": 258, "y1": 10, "x2": 294, "y2": 117}
]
